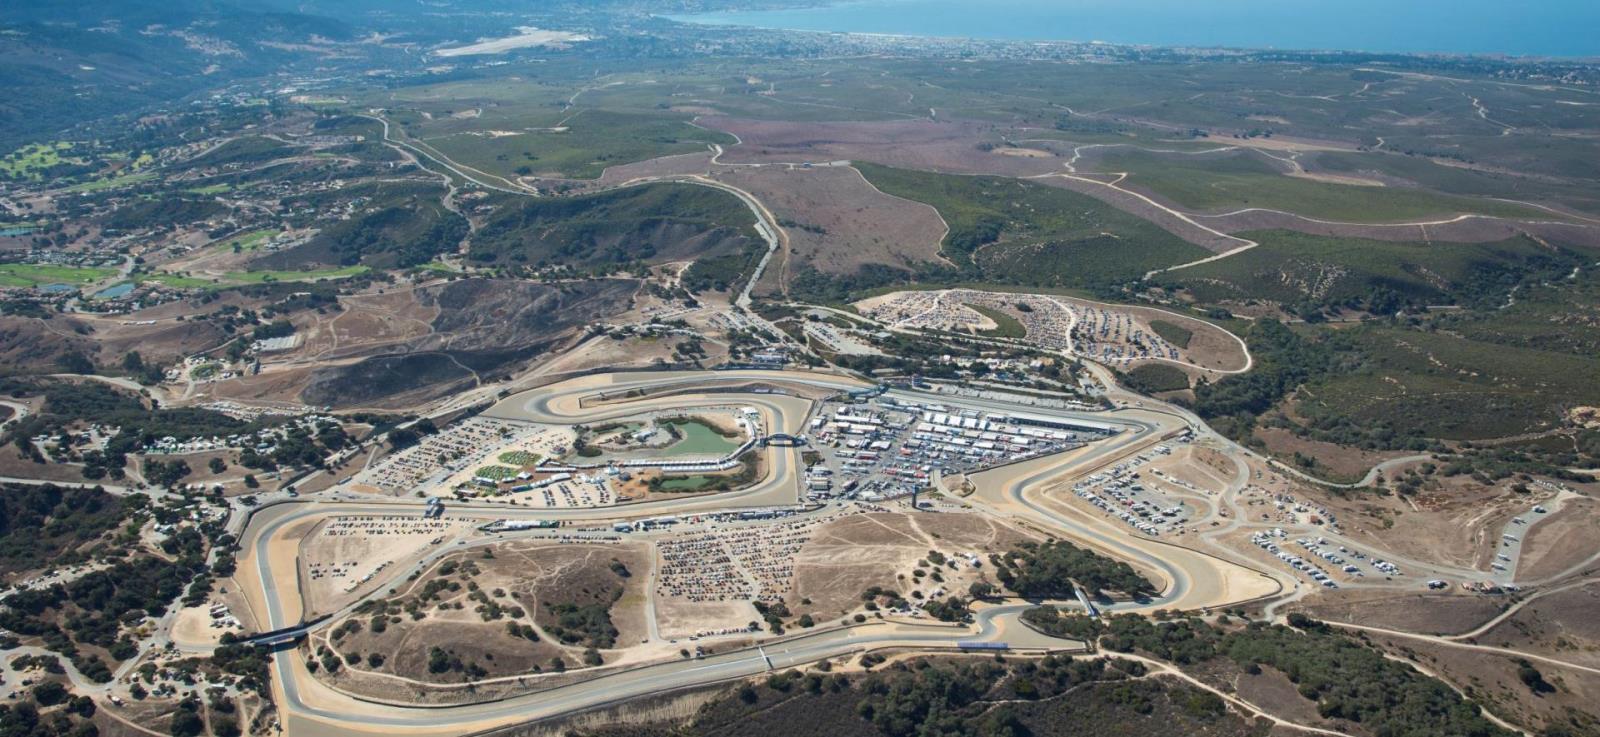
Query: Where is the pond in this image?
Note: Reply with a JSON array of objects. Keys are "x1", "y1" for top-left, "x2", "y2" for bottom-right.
[
  {"x1": 659, "y1": 420, "x2": 743, "y2": 457},
  {"x1": 657, "y1": 475, "x2": 717, "y2": 492},
  {"x1": 93, "y1": 282, "x2": 135, "y2": 299}
]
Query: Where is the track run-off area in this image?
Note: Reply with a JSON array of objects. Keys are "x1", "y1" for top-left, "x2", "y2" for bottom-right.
[{"x1": 232, "y1": 370, "x2": 1287, "y2": 737}]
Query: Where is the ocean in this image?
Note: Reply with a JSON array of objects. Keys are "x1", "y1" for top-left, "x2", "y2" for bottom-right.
[{"x1": 669, "y1": 0, "x2": 1600, "y2": 58}]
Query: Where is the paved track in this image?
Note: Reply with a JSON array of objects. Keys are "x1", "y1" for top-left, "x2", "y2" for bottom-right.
[{"x1": 232, "y1": 370, "x2": 1270, "y2": 736}]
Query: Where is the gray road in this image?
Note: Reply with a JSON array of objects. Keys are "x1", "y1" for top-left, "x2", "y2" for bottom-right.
[{"x1": 237, "y1": 371, "x2": 1187, "y2": 735}]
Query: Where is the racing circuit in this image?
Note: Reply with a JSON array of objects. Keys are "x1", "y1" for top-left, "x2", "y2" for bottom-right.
[{"x1": 230, "y1": 370, "x2": 1290, "y2": 737}]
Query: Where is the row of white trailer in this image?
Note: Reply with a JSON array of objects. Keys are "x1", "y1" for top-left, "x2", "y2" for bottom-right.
[{"x1": 1251, "y1": 531, "x2": 1340, "y2": 588}]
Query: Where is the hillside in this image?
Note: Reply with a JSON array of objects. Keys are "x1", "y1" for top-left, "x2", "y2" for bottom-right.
[{"x1": 468, "y1": 184, "x2": 759, "y2": 271}]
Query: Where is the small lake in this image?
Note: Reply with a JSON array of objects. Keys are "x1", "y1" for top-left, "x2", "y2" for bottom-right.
[
  {"x1": 93, "y1": 282, "x2": 136, "y2": 299},
  {"x1": 660, "y1": 420, "x2": 744, "y2": 457}
]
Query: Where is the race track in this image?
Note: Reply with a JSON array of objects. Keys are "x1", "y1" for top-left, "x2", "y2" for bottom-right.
[{"x1": 230, "y1": 370, "x2": 1281, "y2": 736}]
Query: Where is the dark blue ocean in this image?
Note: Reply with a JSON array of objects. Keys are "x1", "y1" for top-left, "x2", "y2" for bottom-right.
[{"x1": 669, "y1": 0, "x2": 1600, "y2": 58}]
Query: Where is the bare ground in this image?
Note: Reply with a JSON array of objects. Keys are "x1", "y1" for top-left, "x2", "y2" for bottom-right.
[
  {"x1": 791, "y1": 511, "x2": 1038, "y2": 620},
  {"x1": 712, "y1": 165, "x2": 947, "y2": 275},
  {"x1": 319, "y1": 539, "x2": 652, "y2": 695},
  {"x1": 1254, "y1": 427, "x2": 1414, "y2": 483},
  {"x1": 1516, "y1": 496, "x2": 1600, "y2": 582},
  {"x1": 1471, "y1": 581, "x2": 1600, "y2": 668},
  {"x1": 1295, "y1": 589, "x2": 1507, "y2": 636}
]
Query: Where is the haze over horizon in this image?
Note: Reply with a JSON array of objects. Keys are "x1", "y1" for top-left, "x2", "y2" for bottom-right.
[{"x1": 673, "y1": 0, "x2": 1600, "y2": 57}]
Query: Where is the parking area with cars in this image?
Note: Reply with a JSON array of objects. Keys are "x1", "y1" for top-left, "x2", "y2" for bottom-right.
[{"x1": 802, "y1": 393, "x2": 1109, "y2": 503}]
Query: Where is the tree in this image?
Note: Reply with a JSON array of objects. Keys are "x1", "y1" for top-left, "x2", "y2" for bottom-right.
[
  {"x1": 56, "y1": 352, "x2": 94, "y2": 374},
  {"x1": 30, "y1": 681, "x2": 67, "y2": 706},
  {"x1": 169, "y1": 705, "x2": 204, "y2": 737}
]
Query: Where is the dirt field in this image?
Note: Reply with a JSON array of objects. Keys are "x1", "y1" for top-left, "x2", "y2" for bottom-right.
[
  {"x1": 1516, "y1": 495, "x2": 1600, "y2": 581},
  {"x1": 296, "y1": 285, "x2": 441, "y2": 362},
  {"x1": 298, "y1": 515, "x2": 471, "y2": 617},
  {"x1": 0, "y1": 451, "x2": 99, "y2": 483},
  {"x1": 1295, "y1": 589, "x2": 1507, "y2": 636},
  {"x1": 170, "y1": 603, "x2": 235, "y2": 649},
  {"x1": 713, "y1": 165, "x2": 947, "y2": 276},
  {"x1": 204, "y1": 364, "x2": 324, "y2": 407},
  {"x1": 296, "y1": 277, "x2": 638, "y2": 409},
  {"x1": 1300, "y1": 477, "x2": 1530, "y2": 572},
  {"x1": 1253, "y1": 428, "x2": 1414, "y2": 483},
  {"x1": 1472, "y1": 582, "x2": 1600, "y2": 668},
  {"x1": 653, "y1": 597, "x2": 756, "y2": 643},
  {"x1": 1210, "y1": 663, "x2": 1337, "y2": 734},
  {"x1": 74, "y1": 314, "x2": 230, "y2": 366},
  {"x1": 529, "y1": 333, "x2": 689, "y2": 377},
  {"x1": 318, "y1": 539, "x2": 651, "y2": 692},
  {"x1": 791, "y1": 511, "x2": 1039, "y2": 620}
]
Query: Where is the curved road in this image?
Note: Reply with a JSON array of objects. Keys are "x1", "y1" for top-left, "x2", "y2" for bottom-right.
[{"x1": 231, "y1": 370, "x2": 1280, "y2": 736}]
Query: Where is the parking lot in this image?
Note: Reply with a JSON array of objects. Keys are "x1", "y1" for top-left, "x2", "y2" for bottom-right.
[
  {"x1": 802, "y1": 394, "x2": 1108, "y2": 503},
  {"x1": 1071, "y1": 445, "x2": 1198, "y2": 538}
]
